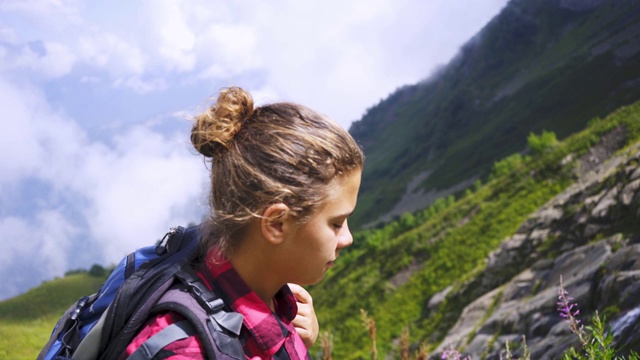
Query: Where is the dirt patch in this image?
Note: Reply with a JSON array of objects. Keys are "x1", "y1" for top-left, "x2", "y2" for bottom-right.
[
  {"x1": 388, "y1": 259, "x2": 422, "y2": 288},
  {"x1": 364, "y1": 171, "x2": 480, "y2": 228}
]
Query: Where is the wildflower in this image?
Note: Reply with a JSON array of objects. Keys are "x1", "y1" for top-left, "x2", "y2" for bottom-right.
[
  {"x1": 557, "y1": 275, "x2": 587, "y2": 345},
  {"x1": 442, "y1": 345, "x2": 470, "y2": 360}
]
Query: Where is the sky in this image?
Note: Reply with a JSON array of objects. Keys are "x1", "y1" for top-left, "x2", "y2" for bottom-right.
[{"x1": 0, "y1": 0, "x2": 509, "y2": 300}]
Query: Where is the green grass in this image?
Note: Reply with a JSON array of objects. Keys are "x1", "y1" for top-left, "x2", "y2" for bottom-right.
[{"x1": 0, "y1": 273, "x2": 105, "y2": 359}]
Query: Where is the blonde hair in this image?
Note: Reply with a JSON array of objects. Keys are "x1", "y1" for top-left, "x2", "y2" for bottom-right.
[{"x1": 191, "y1": 87, "x2": 364, "y2": 256}]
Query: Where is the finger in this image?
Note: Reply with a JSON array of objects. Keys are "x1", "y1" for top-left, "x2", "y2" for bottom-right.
[
  {"x1": 288, "y1": 283, "x2": 312, "y2": 304},
  {"x1": 292, "y1": 313, "x2": 314, "y2": 348},
  {"x1": 292, "y1": 313, "x2": 310, "y2": 328},
  {"x1": 295, "y1": 302, "x2": 311, "y2": 316}
]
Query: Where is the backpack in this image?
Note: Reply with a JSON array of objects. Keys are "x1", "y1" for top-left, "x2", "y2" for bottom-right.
[{"x1": 38, "y1": 224, "x2": 245, "y2": 360}]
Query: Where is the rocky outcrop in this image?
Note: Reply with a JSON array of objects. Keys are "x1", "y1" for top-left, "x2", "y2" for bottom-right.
[{"x1": 432, "y1": 135, "x2": 640, "y2": 358}]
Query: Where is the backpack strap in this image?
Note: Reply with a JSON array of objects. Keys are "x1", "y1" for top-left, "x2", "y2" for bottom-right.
[
  {"x1": 127, "y1": 320, "x2": 196, "y2": 360},
  {"x1": 149, "y1": 267, "x2": 245, "y2": 360}
]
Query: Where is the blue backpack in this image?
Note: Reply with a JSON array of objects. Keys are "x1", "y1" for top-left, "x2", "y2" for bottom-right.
[{"x1": 37, "y1": 225, "x2": 245, "y2": 360}]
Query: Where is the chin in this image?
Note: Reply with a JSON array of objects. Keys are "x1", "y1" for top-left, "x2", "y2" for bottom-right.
[{"x1": 300, "y1": 274, "x2": 326, "y2": 286}]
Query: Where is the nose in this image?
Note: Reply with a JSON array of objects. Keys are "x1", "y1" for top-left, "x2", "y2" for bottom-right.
[{"x1": 337, "y1": 220, "x2": 353, "y2": 249}]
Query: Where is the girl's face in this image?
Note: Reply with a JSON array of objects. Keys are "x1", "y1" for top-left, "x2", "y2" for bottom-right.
[{"x1": 280, "y1": 170, "x2": 362, "y2": 286}]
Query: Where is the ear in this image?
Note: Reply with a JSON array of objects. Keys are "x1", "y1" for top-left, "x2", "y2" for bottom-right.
[{"x1": 261, "y1": 203, "x2": 292, "y2": 245}]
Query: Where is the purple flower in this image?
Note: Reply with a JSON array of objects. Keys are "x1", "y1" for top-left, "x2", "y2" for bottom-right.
[
  {"x1": 557, "y1": 275, "x2": 587, "y2": 345},
  {"x1": 442, "y1": 345, "x2": 470, "y2": 360}
]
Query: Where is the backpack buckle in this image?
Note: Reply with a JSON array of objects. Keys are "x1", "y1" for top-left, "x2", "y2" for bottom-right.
[{"x1": 156, "y1": 227, "x2": 179, "y2": 255}]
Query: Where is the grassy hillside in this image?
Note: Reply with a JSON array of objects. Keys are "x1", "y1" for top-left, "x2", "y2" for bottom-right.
[
  {"x1": 310, "y1": 100, "x2": 640, "y2": 359},
  {"x1": 0, "y1": 273, "x2": 105, "y2": 359},
  {"x1": 350, "y1": 0, "x2": 640, "y2": 228}
]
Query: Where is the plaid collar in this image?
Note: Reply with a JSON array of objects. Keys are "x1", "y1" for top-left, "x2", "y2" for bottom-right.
[{"x1": 197, "y1": 250, "x2": 303, "y2": 358}]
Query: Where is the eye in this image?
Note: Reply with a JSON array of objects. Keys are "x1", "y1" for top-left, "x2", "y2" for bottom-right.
[{"x1": 332, "y1": 218, "x2": 347, "y2": 230}]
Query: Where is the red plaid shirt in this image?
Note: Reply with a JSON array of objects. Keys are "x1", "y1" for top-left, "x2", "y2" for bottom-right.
[{"x1": 125, "y1": 251, "x2": 310, "y2": 360}]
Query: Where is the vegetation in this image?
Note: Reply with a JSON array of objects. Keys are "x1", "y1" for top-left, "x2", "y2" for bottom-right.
[
  {"x1": 0, "y1": 273, "x2": 106, "y2": 359},
  {"x1": 310, "y1": 100, "x2": 640, "y2": 359},
  {"x1": 527, "y1": 130, "x2": 558, "y2": 154}
]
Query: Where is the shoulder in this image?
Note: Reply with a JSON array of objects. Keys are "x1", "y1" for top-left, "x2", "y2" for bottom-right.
[{"x1": 125, "y1": 311, "x2": 206, "y2": 359}]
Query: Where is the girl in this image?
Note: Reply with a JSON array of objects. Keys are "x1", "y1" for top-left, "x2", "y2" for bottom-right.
[{"x1": 124, "y1": 87, "x2": 364, "y2": 359}]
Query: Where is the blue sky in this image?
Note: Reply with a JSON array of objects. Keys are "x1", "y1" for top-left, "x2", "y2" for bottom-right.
[{"x1": 0, "y1": 0, "x2": 508, "y2": 300}]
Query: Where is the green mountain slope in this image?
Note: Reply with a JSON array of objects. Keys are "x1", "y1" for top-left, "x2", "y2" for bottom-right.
[
  {"x1": 0, "y1": 273, "x2": 105, "y2": 359},
  {"x1": 350, "y1": 0, "x2": 640, "y2": 228},
  {"x1": 311, "y1": 100, "x2": 640, "y2": 359}
]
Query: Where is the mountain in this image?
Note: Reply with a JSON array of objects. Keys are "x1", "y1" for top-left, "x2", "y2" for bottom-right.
[
  {"x1": 311, "y1": 100, "x2": 640, "y2": 359},
  {"x1": 349, "y1": 0, "x2": 640, "y2": 229}
]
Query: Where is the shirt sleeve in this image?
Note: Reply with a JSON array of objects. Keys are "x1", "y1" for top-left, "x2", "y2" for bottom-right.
[{"x1": 124, "y1": 311, "x2": 206, "y2": 360}]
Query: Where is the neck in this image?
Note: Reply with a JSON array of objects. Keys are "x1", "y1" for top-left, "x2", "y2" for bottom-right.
[
  {"x1": 229, "y1": 256, "x2": 284, "y2": 310},
  {"x1": 227, "y1": 242, "x2": 283, "y2": 308}
]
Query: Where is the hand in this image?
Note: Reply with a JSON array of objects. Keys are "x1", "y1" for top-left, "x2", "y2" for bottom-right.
[{"x1": 288, "y1": 283, "x2": 319, "y2": 349}]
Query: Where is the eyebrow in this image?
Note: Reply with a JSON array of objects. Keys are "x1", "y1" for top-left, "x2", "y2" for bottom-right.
[{"x1": 334, "y1": 210, "x2": 355, "y2": 219}]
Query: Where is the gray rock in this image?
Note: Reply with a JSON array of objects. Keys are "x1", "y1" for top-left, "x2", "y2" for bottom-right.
[
  {"x1": 427, "y1": 285, "x2": 453, "y2": 311},
  {"x1": 536, "y1": 206, "x2": 563, "y2": 227},
  {"x1": 529, "y1": 228, "x2": 550, "y2": 246},
  {"x1": 611, "y1": 306, "x2": 640, "y2": 355},
  {"x1": 432, "y1": 139, "x2": 640, "y2": 359},
  {"x1": 434, "y1": 287, "x2": 502, "y2": 353},
  {"x1": 591, "y1": 186, "x2": 620, "y2": 218},
  {"x1": 462, "y1": 333, "x2": 493, "y2": 356},
  {"x1": 621, "y1": 179, "x2": 640, "y2": 205},
  {"x1": 583, "y1": 223, "x2": 606, "y2": 238},
  {"x1": 529, "y1": 312, "x2": 560, "y2": 337}
]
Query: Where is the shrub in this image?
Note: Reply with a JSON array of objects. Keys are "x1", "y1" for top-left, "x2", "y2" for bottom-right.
[
  {"x1": 88, "y1": 264, "x2": 105, "y2": 277},
  {"x1": 528, "y1": 130, "x2": 558, "y2": 154}
]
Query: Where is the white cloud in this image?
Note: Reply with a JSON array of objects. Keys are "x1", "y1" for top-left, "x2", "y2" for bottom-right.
[
  {"x1": 40, "y1": 42, "x2": 77, "y2": 78},
  {"x1": 80, "y1": 75, "x2": 101, "y2": 83},
  {"x1": 0, "y1": 217, "x2": 47, "y2": 297},
  {"x1": 0, "y1": 24, "x2": 18, "y2": 43},
  {"x1": 77, "y1": 33, "x2": 146, "y2": 76},
  {"x1": 196, "y1": 23, "x2": 261, "y2": 79},
  {"x1": 0, "y1": 0, "x2": 511, "y2": 299},
  {"x1": 77, "y1": 126, "x2": 207, "y2": 262},
  {"x1": 0, "y1": 0, "x2": 82, "y2": 44},
  {"x1": 148, "y1": 0, "x2": 198, "y2": 73},
  {"x1": 0, "y1": 74, "x2": 208, "y2": 299},
  {"x1": 0, "y1": 210, "x2": 78, "y2": 300},
  {"x1": 0, "y1": 0, "x2": 509, "y2": 128},
  {"x1": 0, "y1": 41, "x2": 76, "y2": 79},
  {"x1": 240, "y1": 0, "x2": 509, "y2": 127},
  {"x1": 0, "y1": 217, "x2": 38, "y2": 269},
  {"x1": 112, "y1": 76, "x2": 168, "y2": 94}
]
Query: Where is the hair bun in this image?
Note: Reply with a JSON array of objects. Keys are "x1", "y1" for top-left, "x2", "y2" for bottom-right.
[{"x1": 191, "y1": 87, "x2": 255, "y2": 157}]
